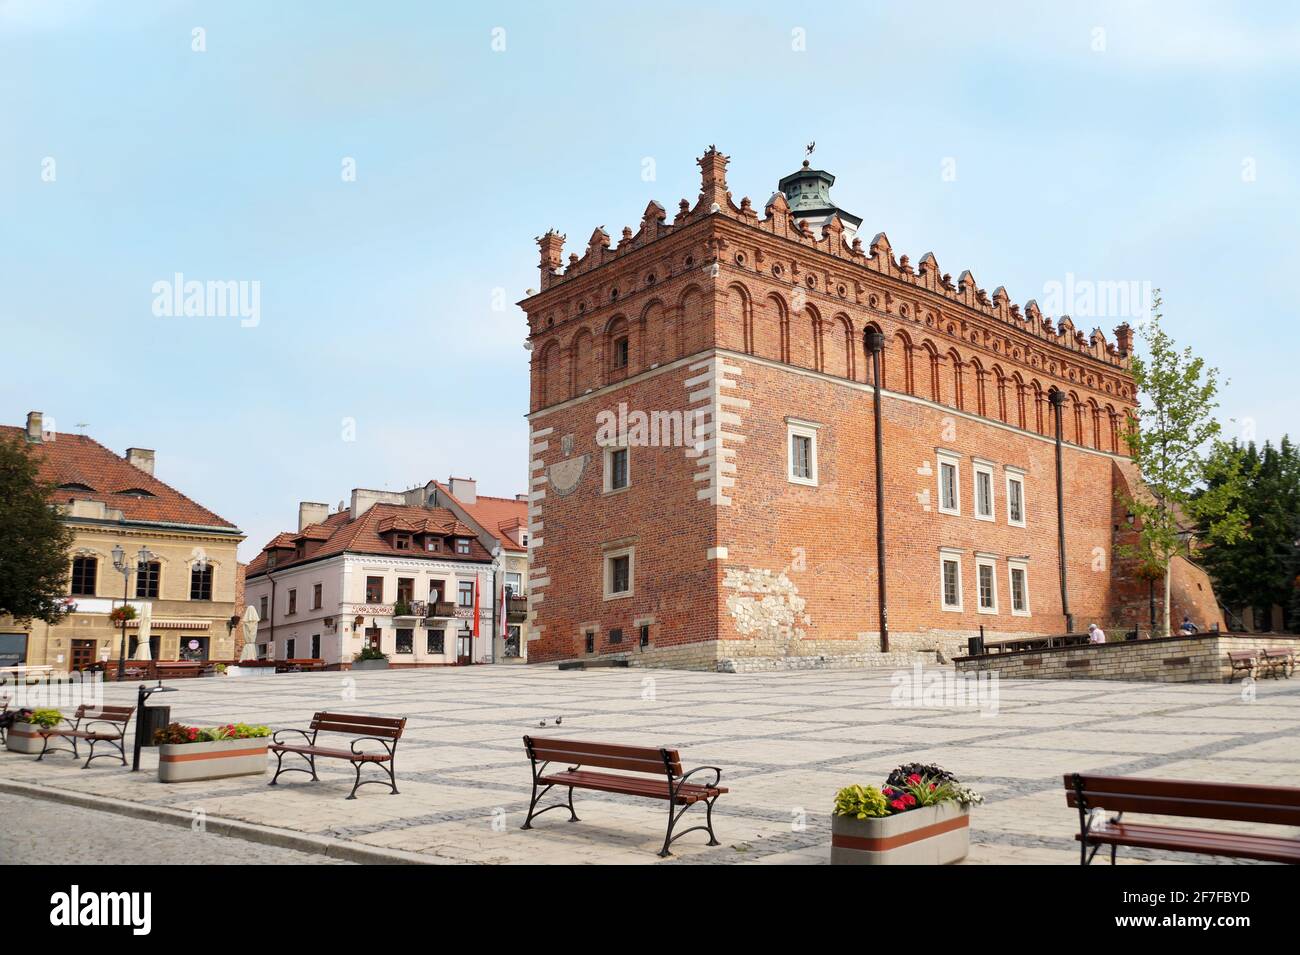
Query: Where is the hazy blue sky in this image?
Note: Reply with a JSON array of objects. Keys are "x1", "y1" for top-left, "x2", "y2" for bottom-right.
[{"x1": 2, "y1": 1, "x2": 1296, "y2": 560}]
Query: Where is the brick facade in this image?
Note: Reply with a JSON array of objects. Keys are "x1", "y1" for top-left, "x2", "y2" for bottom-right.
[{"x1": 521, "y1": 149, "x2": 1168, "y2": 671}]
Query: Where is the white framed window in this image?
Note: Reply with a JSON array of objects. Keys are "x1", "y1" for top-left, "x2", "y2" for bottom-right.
[
  {"x1": 973, "y1": 460, "x2": 995, "y2": 522},
  {"x1": 1008, "y1": 560, "x2": 1030, "y2": 616},
  {"x1": 455, "y1": 538, "x2": 471, "y2": 554},
  {"x1": 604, "y1": 546, "x2": 634, "y2": 599},
  {"x1": 939, "y1": 550, "x2": 963, "y2": 611},
  {"x1": 604, "y1": 445, "x2": 630, "y2": 492},
  {"x1": 1006, "y1": 469, "x2": 1026, "y2": 527},
  {"x1": 937, "y1": 451, "x2": 960, "y2": 515},
  {"x1": 786, "y1": 421, "x2": 819, "y2": 486},
  {"x1": 975, "y1": 555, "x2": 998, "y2": 614}
]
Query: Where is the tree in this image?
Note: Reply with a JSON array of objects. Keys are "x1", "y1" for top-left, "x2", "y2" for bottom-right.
[
  {"x1": 1198, "y1": 438, "x2": 1300, "y2": 627},
  {"x1": 0, "y1": 433, "x2": 74, "y2": 624},
  {"x1": 1119, "y1": 291, "x2": 1247, "y2": 636}
]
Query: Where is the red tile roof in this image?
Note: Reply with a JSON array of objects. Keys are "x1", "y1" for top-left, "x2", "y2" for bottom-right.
[
  {"x1": 2, "y1": 426, "x2": 239, "y2": 531},
  {"x1": 435, "y1": 483, "x2": 529, "y2": 552},
  {"x1": 246, "y1": 502, "x2": 492, "y2": 577}
]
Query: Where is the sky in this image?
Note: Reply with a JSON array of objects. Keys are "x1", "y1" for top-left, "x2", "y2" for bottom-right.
[{"x1": 2, "y1": 1, "x2": 1297, "y2": 562}]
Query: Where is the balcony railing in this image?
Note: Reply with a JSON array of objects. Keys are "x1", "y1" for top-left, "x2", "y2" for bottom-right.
[
  {"x1": 424, "y1": 600, "x2": 456, "y2": 620},
  {"x1": 392, "y1": 600, "x2": 425, "y2": 621},
  {"x1": 507, "y1": 595, "x2": 528, "y2": 623}
]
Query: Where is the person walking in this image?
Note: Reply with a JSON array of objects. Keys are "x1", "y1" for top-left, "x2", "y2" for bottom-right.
[{"x1": 1088, "y1": 623, "x2": 1106, "y2": 644}]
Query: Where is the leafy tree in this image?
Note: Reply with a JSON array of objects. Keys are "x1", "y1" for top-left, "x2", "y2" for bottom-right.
[
  {"x1": 0, "y1": 434, "x2": 74, "y2": 624},
  {"x1": 1119, "y1": 291, "x2": 1247, "y2": 636},
  {"x1": 1198, "y1": 438, "x2": 1300, "y2": 628}
]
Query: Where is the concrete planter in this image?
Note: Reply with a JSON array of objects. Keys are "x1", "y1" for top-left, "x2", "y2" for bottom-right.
[
  {"x1": 6, "y1": 721, "x2": 49, "y2": 755},
  {"x1": 351, "y1": 658, "x2": 390, "y2": 671},
  {"x1": 831, "y1": 802, "x2": 970, "y2": 865},
  {"x1": 157, "y1": 736, "x2": 270, "y2": 783}
]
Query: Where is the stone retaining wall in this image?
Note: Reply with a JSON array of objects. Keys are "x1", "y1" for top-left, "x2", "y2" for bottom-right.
[
  {"x1": 953, "y1": 633, "x2": 1300, "y2": 683},
  {"x1": 541, "y1": 630, "x2": 971, "y2": 672}
]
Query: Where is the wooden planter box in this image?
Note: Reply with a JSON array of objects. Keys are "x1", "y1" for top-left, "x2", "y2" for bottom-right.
[
  {"x1": 6, "y1": 721, "x2": 49, "y2": 755},
  {"x1": 351, "y1": 658, "x2": 389, "y2": 671},
  {"x1": 831, "y1": 802, "x2": 970, "y2": 865},
  {"x1": 158, "y1": 736, "x2": 270, "y2": 783}
]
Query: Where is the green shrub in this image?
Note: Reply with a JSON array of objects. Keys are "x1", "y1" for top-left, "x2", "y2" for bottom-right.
[
  {"x1": 25, "y1": 708, "x2": 63, "y2": 729},
  {"x1": 833, "y1": 784, "x2": 888, "y2": 819}
]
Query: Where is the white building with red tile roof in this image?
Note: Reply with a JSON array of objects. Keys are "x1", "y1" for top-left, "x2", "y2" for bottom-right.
[
  {"x1": 430, "y1": 478, "x2": 531, "y2": 661},
  {"x1": 245, "y1": 478, "x2": 528, "y2": 666}
]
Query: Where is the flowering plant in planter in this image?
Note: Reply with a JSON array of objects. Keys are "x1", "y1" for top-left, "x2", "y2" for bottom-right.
[
  {"x1": 108, "y1": 605, "x2": 136, "y2": 626},
  {"x1": 6, "y1": 708, "x2": 64, "y2": 753},
  {"x1": 155, "y1": 722, "x2": 272, "y2": 783},
  {"x1": 154, "y1": 722, "x2": 270, "y2": 744},
  {"x1": 24, "y1": 708, "x2": 63, "y2": 729},
  {"x1": 831, "y1": 764, "x2": 981, "y2": 865},
  {"x1": 354, "y1": 645, "x2": 388, "y2": 662}
]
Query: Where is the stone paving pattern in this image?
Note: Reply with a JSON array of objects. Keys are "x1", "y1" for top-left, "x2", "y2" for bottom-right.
[{"x1": 1, "y1": 667, "x2": 1296, "y2": 864}]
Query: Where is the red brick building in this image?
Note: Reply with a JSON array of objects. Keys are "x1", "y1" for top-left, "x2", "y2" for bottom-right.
[{"x1": 520, "y1": 149, "x2": 1202, "y2": 670}]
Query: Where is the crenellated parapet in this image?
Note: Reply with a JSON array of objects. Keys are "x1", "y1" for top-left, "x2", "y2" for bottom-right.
[{"x1": 533, "y1": 148, "x2": 1133, "y2": 375}]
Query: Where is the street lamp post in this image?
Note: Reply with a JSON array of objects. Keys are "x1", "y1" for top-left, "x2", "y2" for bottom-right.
[{"x1": 111, "y1": 544, "x2": 155, "y2": 682}]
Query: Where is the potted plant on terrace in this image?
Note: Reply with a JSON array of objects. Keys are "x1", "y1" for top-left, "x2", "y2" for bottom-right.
[
  {"x1": 351, "y1": 645, "x2": 390, "y2": 671},
  {"x1": 7, "y1": 707, "x2": 63, "y2": 754},
  {"x1": 831, "y1": 763, "x2": 982, "y2": 865},
  {"x1": 155, "y1": 722, "x2": 272, "y2": 782}
]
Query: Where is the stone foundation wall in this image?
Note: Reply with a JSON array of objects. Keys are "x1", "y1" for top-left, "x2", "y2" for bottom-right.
[
  {"x1": 954, "y1": 633, "x2": 1300, "y2": 683},
  {"x1": 540, "y1": 630, "x2": 969, "y2": 672}
]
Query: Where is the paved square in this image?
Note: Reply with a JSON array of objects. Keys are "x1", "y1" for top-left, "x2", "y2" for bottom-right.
[{"x1": 2, "y1": 667, "x2": 1296, "y2": 864}]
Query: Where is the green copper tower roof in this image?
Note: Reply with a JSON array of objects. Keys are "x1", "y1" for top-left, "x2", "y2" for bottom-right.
[{"x1": 777, "y1": 159, "x2": 862, "y2": 234}]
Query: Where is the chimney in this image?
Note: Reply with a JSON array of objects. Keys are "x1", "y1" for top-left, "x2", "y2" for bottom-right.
[
  {"x1": 298, "y1": 501, "x2": 329, "y2": 531},
  {"x1": 25, "y1": 411, "x2": 43, "y2": 443},
  {"x1": 125, "y1": 448, "x2": 155, "y2": 475},
  {"x1": 515, "y1": 493, "x2": 528, "y2": 503},
  {"x1": 448, "y1": 476, "x2": 477, "y2": 505}
]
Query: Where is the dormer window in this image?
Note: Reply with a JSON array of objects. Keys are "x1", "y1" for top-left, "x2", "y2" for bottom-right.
[
  {"x1": 455, "y1": 538, "x2": 470, "y2": 555},
  {"x1": 394, "y1": 535, "x2": 410, "y2": 550},
  {"x1": 59, "y1": 482, "x2": 96, "y2": 493},
  {"x1": 426, "y1": 539, "x2": 441, "y2": 552},
  {"x1": 119, "y1": 487, "x2": 156, "y2": 498}
]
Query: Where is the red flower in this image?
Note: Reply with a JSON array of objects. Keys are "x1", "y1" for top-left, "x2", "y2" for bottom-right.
[
  {"x1": 903, "y1": 794, "x2": 917, "y2": 806},
  {"x1": 929, "y1": 782, "x2": 936, "y2": 791},
  {"x1": 907, "y1": 773, "x2": 922, "y2": 785},
  {"x1": 890, "y1": 799, "x2": 906, "y2": 811}
]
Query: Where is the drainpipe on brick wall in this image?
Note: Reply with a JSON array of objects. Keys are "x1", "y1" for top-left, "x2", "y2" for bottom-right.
[
  {"x1": 1048, "y1": 387, "x2": 1074, "y2": 633},
  {"x1": 865, "y1": 330, "x2": 889, "y2": 653}
]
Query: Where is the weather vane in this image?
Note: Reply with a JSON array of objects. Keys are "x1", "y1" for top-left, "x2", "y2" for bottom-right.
[{"x1": 805, "y1": 141, "x2": 815, "y2": 158}]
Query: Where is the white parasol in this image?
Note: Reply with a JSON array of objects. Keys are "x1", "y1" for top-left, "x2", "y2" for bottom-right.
[
  {"x1": 240, "y1": 604, "x2": 260, "y2": 661},
  {"x1": 133, "y1": 603, "x2": 154, "y2": 660}
]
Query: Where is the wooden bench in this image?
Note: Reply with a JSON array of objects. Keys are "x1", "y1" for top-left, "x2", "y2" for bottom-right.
[
  {"x1": 1262, "y1": 647, "x2": 1294, "y2": 679},
  {"x1": 275, "y1": 658, "x2": 327, "y2": 673},
  {"x1": 269, "y1": 712, "x2": 406, "y2": 799},
  {"x1": 521, "y1": 736, "x2": 728, "y2": 857},
  {"x1": 1228, "y1": 650, "x2": 1258, "y2": 681},
  {"x1": 1065, "y1": 773, "x2": 1300, "y2": 864},
  {"x1": 36, "y1": 705, "x2": 135, "y2": 768}
]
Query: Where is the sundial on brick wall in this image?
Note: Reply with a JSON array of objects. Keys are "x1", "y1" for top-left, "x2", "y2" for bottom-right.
[{"x1": 548, "y1": 453, "x2": 587, "y2": 497}]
